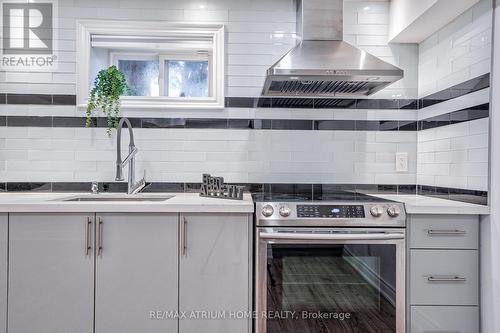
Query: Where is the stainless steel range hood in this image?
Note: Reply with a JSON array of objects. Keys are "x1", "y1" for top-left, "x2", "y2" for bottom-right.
[{"x1": 261, "y1": 0, "x2": 404, "y2": 98}]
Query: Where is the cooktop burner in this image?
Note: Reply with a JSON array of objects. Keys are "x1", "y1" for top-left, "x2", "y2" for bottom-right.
[{"x1": 252, "y1": 190, "x2": 395, "y2": 203}]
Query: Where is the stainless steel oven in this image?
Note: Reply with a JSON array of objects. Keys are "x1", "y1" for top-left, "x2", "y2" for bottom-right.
[{"x1": 254, "y1": 199, "x2": 406, "y2": 333}]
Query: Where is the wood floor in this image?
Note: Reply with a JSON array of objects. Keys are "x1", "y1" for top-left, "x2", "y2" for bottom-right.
[{"x1": 267, "y1": 253, "x2": 396, "y2": 333}]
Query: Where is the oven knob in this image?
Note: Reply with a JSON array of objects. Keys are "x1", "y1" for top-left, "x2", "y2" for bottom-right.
[
  {"x1": 279, "y1": 205, "x2": 291, "y2": 217},
  {"x1": 387, "y1": 206, "x2": 401, "y2": 217},
  {"x1": 370, "y1": 205, "x2": 384, "y2": 217},
  {"x1": 262, "y1": 204, "x2": 274, "y2": 217}
]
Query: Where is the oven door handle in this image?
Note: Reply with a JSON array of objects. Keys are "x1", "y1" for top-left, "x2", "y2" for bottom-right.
[{"x1": 259, "y1": 231, "x2": 405, "y2": 241}]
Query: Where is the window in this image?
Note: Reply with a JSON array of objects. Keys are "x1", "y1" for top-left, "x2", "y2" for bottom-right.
[
  {"x1": 111, "y1": 53, "x2": 160, "y2": 96},
  {"x1": 77, "y1": 21, "x2": 225, "y2": 109}
]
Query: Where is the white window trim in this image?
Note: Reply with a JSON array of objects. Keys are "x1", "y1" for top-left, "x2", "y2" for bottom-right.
[{"x1": 76, "y1": 20, "x2": 225, "y2": 109}]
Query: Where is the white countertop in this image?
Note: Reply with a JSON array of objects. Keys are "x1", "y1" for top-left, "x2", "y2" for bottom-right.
[
  {"x1": 0, "y1": 192, "x2": 489, "y2": 215},
  {"x1": 369, "y1": 194, "x2": 490, "y2": 215},
  {"x1": 0, "y1": 192, "x2": 255, "y2": 213}
]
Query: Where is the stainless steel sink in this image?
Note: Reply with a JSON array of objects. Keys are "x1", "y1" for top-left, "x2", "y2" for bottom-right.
[{"x1": 57, "y1": 195, "x2": 174, "y2": 202}]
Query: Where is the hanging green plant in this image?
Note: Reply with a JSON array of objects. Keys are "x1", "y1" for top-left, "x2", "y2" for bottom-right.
[{"x1": 86, "y1": 65, "x2": 132, "y2": 135}]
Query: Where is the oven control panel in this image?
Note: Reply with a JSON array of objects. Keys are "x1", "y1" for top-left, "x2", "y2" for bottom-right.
[{"x1": 297, "y1": 205, "x2": 365, "y2": 218}]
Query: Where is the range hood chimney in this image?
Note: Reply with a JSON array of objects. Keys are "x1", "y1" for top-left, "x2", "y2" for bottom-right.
[{"x1": 261, "y1": 0, "x2": 404, "y2": 98}]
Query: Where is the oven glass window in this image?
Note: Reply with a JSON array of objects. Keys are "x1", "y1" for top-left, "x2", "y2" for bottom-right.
[{"x1": 266, "y1": 244, "x2": 397, "y2": 332}]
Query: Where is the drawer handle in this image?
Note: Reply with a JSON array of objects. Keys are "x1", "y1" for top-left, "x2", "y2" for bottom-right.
[
  {"x1": 427, "y1": 275, "x2": 466, "y2": 282},
  {"x1": 427, "y1": 229, "x2": 466, "y2": 236}
]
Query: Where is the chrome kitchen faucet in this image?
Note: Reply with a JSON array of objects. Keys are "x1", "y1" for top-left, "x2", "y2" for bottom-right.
[{"x1": 115, "y1": 118, "x2": 146, "y2": 194}]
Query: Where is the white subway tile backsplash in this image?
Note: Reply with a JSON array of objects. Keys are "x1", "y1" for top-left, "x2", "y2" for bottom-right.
[
  {"x1": 466, "y1": 176, "x2": 488, "y2": 191},
  {"x1": 451, "y1": 133, "x2": 489, "y2": 150},
  {"x1": 469, "y1": 117, "x2": 489, "y2": 134},
  {"x1": 0, "y1": 0, "x2": 490, "y2": 192},
  {"x1": 434, "y1": 175, "x2": 468, "y2": 189},
  {"x1": 417, "y1": 119, "x2": 489, "y2": 191},
  {"x1": 418, "y1": 0, "x2": 492, "y2": 98},
  {"x1": 468, "y1": 148, "x2": 489, "y2": 162}
]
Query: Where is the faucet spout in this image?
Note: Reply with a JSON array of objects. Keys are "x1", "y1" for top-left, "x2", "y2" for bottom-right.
[{"x1": 115, "y1": 118, "x2": 146, "y2": 194}]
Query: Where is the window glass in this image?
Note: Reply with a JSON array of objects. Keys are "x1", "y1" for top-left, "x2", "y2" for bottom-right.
[
  {"x1": 118, "y1": 59, "x2": 160, "y2": 96},
  {"x1": 165, "y1": 60, "x2": 209, "y2": 97}
]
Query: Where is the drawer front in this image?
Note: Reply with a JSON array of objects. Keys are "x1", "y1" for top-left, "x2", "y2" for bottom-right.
[
  {"x1": 411, "y1": 306, "x2": 479, "y2": 333},
  {"x1": 410, "y1": 250, "x2": 478, "y2": 305},
  {"x1": 410, "y1": 215, "x2": 478, "y2": 249}
]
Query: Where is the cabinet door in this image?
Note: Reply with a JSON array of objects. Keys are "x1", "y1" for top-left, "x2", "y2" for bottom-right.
[
  {"x1": 0, "y1": 214, "x2": 7, "y2": 333},
  {"x1": 410, "y1": 250, "x2": 478, "y2": 306},
  {"x1": 411, "y1": 306, "x2": 479, "y2": 333},
  {"x1": 8, "y1": 213, "x2": 94, "y2": 333},
  {"x1": 179, "y1": 213, "x2": 251, "y2": 333},
  {"x1": 95, "y1": 213, "x2": 178, "y2": 333}
]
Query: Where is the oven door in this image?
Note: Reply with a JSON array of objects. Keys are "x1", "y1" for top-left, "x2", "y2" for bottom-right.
[{"x1": 255, "y1": 228, "x2": 406, "y2": 333}]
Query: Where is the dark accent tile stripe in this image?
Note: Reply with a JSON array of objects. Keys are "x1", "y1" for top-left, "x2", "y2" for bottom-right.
[
  {"x1": 420, "y1": 73, "x2": 490, "y2": 108},
  {"x1": 1, "y1": 182, "x2": 486, "y2": 205},
  {"x1": 53, "y1": 117, "x2": 91, "y2": 127},
  {"x1": 0, "y1": 110, "x2": 488, "y2": 131},
  {"x1": 417, "y1": 185, "x2": 488, "y2": 206},
  {"x1": 6, "y1": 116, "x2": 53, "y2": 127},
  {"x1": 141, "y1": 118, "x2": 185, "y2": 128},
  {"x1": 6, "y1": 182, "x2": 51, "y2": 192},
  {"x1": 419, "y1": 103, "x2": 489, "y2": 130},
  {"x1": 315, "y1": 120, "x2": 355, "y2": 130},
  {"x1": 6, "y1": 94, "x2": 52, "y2": 105},
  {"x1": 51, "y1": 182, "x2": 92, "y2": 192},
  {"x1": 355, "y1": 99, "x2": 399, "y2": 109},
  {"x1": 185, "y1": 118, "x2": 228, "y2": 129},
  {"x1": 398, "y1": 121, "x2": 418, "y2": 131},
  {"x1": 52, "y1": 95, "x2": 77, "y2": 105},
  {"x1": 0, "y1": 94, "x2": 6, "y2": 104}
]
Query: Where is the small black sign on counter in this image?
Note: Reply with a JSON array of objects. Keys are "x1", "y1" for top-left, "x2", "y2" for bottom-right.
[{"x1": 200, "y1": 174, "x2": 244, "y2": 200}]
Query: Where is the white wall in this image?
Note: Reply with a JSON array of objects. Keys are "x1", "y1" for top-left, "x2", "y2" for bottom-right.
[
  {"x1": 0, "y1": 0, "x2": 420, "y2": 185},
  {"x1": 418, "y1": 0, "x2": 492, "y2": 98},
  {"x1": 480, "y1": 2, "x2": 500, "y2": 332}
]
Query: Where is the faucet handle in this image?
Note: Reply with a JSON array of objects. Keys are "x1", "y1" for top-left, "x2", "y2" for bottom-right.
[{"x1": 91, "y1": 181, "x2": 99, "y2": 194}]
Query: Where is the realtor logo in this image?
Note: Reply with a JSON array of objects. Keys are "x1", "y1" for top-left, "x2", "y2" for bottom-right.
[
  {"x1": 3, "y1": 2, "x2": 53, "y2": 54},
  {"x1": 0, "y1": 0, "x2": 57, "y2": 70}
]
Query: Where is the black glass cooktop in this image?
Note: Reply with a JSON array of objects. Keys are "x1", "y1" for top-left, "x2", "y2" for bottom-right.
[{"x1": 252, "y1": 191, "x2": 395, "y2": 203}]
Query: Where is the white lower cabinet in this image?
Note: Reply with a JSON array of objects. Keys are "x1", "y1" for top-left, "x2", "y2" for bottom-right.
[
  {"x1": 179, "y1": 213, "x2": 251, "y2": 333},
  {"x1": 0, "y1": 214, "x2": 7, "y2": 333},
  {"x1": 408, "y1": 214, "x2": 480, "y2": 333},
  {"x1": 4, "y1": 212, "x2": 251, "y2": 333},
  {"x1": 94, "y1": 213, "x2": 178, "y2": 333},
  {"x1": 8, "y1": 213, "x2": 95, "y2": 333}
]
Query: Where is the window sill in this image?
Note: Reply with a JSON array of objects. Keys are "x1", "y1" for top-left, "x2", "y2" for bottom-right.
[{"x1": 77, "y1": 96, "x2": 224, "y2": 110}]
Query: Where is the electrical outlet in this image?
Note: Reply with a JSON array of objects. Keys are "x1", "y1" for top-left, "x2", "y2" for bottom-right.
[{"x1": 395, "y1": 152, "x2": 408, "y2": 172}]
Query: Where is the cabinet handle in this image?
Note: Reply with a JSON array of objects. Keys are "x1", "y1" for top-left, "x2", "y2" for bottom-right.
[
  {"x1": 85, "y1": 217, "x2": 92, "y2": 256},
  {"x1": 180, "y1": 217, "x2": 187, "y2": 257},
  {"x1": 427, "y1": 229, "x2": 466, "y2": 236},
  {"x1": 97, "y1": 217, "x2": 103, "y2": 256},
  {"x1": 427, "y1": 275, "x2": 466, "y2": 282}
]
